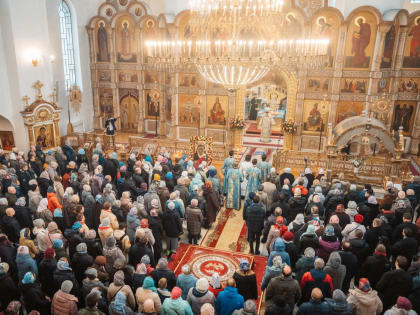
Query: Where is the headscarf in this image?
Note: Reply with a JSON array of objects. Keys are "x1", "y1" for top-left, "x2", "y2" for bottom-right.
[
  {"x1": 54, "y1": 209, "x2": 63, "y2": 218},
  {"x1": 210, "y1": 272, "x2": 221, "y2": 288},
  {"x1": 57, "y1": 260, "x2": 72, "y2": 271},
  {"x1": 142, "y1": 276, "x2": 157, "y2": 292},
  {"x1": 135, "y1": 263, "x2": 147, "y2": 275},
  {"x1": 22, "y1": 272, "x2": 35, "y2": 284},
  {"x1": 358, "y1": 278, "x2": 371, "y2": 292},
  {"x1": 293, "y1": 213, "x2": 305, "y2": 225},
  {"x1": 239, "y1": 259, "x2": 250, "y2": 271},
  {"x1": 300, "y1": 224, "x2": 316, "y2": 240},
  {"x1": 113, "y1": 270, "x2": 125, "y2": 286}
]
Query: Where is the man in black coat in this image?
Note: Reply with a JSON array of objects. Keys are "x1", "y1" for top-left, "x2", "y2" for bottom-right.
[
  {"x1": 0, "y1": 262, "x2": 20, "y2": 311},
  {"x1": 244, "y1": 195, "x2": 265, "y2": 255},
  {"x1": 128, "y1": 230, "x2": 155, "y2": 268},
  {"x1": 377, "y1": 255, "x2": 413, "y2": 311},
  {"x1": 392, "y1": 212, "x2": 418, "y2": 242},
  {"x1": 38, "y1": 248, "x2": 57, "y2": 298},
  {"x1": 349, "y1": 229, "x2": 370, "y2": 267},
  {"x1": 13, "y1": 198, "x2": 33, "y2": 229},
  {"x1": 338, "y1": 241, "x2": 358, "y2": 293},
  {"x1": 392, "y1": 226, "x2": 418, "y2": 263},
  {"x1": 103, "y1": 154, "x2": 118, "y2": 181},
  {"x1": 161, "y1": 203, "x2": 182, "y2": 255},
  {"x1": 1, "y1": 208, "x2": 20, "y2": 244},
  {"x1": 53, "y1": 257, "x2": 81, "y2": 298},
  {"x1": 358, "y1": 244, "x2": 390, "y2": 289}
]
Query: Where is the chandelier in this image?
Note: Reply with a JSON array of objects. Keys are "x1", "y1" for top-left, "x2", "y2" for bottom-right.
[{"x1": 145, "y1": 0, "x2": 329, "y2": 91}]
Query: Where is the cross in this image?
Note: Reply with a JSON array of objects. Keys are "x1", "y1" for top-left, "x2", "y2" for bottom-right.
[
  {"x1": 50, "y1": 89, "x2": 57, "y2": 104},
  {"x1": 33, "y1": 80, "x2": 44, "y2": 100},
  {"x1": 23, "y1": 95, "x2": 30, "y2": 107}
]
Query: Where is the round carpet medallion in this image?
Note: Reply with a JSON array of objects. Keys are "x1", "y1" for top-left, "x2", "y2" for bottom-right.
[{"x1": 190, "y1": 254, "x2": 240, "y2": 282}]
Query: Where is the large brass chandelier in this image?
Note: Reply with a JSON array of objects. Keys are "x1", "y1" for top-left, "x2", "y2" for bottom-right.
[{"x1": 145, "y1": 0, "x2": 329, "y2": 91}]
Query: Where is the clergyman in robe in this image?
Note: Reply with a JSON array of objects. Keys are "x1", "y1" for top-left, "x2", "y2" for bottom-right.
[
  {"x1": 222, "y1": 151, "x2": 235, "y2": 194},
  {"x1": 225, "y1": 164, "x2": 242, "y2": 210},
  {"x1": 259, "y1": 108, "x2": 275, "y2": 143},
  {"x1": 245, "y1": 160, "x2": 262, "y2": 198}
]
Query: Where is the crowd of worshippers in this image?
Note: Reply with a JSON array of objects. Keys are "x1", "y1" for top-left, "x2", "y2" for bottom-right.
[{"x1": 0, "y1": 143, "x2": 419, "y2": 315}]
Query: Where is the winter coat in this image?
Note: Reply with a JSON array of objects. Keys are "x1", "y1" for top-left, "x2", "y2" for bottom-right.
[
  {"x1": 53, "y1": 268, "x2": 80, "y2": 297},
  {"x1": 391, "y1": 236, "x2": 418, "y2": 263},
  {"x1": 98, "y1": 227, "x2": 113, "y2": 246},
  {"x1": 14, "y1": 205, "x2": 33, "y2": 229},
  {"x1": 100, "y1": 210, "x2": 119, "y2": 230},
  {"x1": 129, "y1": 242, "x2": 155, "y2": 268},
  {"x1": 233, "y1": 270, "x2": 258, "y2": 301},
  {"x1": 297, "y1": 299, "x2": 332, "y2": 315},
  {"x1": 185, "y1": 205, "x2": 203, "y2": 236},
  {"x1": 261, "y1": 265, "x2": 283, "y2": 291},
  {"x1": 265, "y1": 274, "x2": 301, "y2": 310},
  {"x1": 244, "y1": 202, "x2": 265, "y2": 233},
  {"x1": 377, "y1": 269, "x2": 413, "y2": 311},
  {"x1": 161, "y1": 209, "x2": 182, "y2": 238},
  {"x1": 300, "y1": 269, "x2": 333, "y2": 302},
  {"x1": 82, "y1": 278, "x2": 108, "y2": 298},
  {"x1": 187, "y1": 288, "x2": 215, "y2": 315},
  {"x1": 2, "y1": 215, "x2": 20, "y2": 243},
  {"x1": 317, "y1": 236, "x2": 340, "y2": 262},
  {"x1": 48, "y1": 192, "x2": 62, "y2": 213},
  {"x1": 72, "y1": 252, "x2": 94, "y2": 283},
  {"x1": 86, "y1": 238, "x2": 103, "y2": 258},
  {"x1": 107, "y1": 283, "x2": 136, "y2": 310},
  {"x1": 0, "y1": 273, "x2": 20, "y2": 311},
  {"x1": 202, "y1": 186, "x2": 219, "y2": 224},
  {"x1": 359, "y1": 254, "x2": 391, "y2": 289},
  {"x1": 266, "y1": 224, "x2": 288, "y2": 252},
  {"x1": 152, "y1": 268, "x2": 177, "y2": 290},
  {"x1": 126, "y1": 213, "x2": 140, "y2": 244},
  {"x1": 161, "y1": 297, "x2": 193, "y2": 315},
  {"x1": 135, "y1": 287, "x2": 161, "y2": 313},
  {"x1": 82, "y1": 191, "x2": 96, "y2": 229},
  {"x1": 384, "y1": 306, "x2": 418, "y2": 315},
  {"x1": 0, "y1": 241, "x2": 17, "y2": 276},
  {"x1": 215, "y1": 286, "x2": 245, "y2": 315},
  {"x1": 341, "y1": 222, "x2": 366, "y2": 241},
  {"x1": 38, "y1": 258, "x2": 57, "y2": 297},
  {"x1": 176, "y1": 274, "x2": 197, "y2": 300},
  {"x1": 325, "y1": 294, "x2": 352, "y2": 315},
  {"x1": 299, "y1": 233, "x2": 319, "y2": 254},
  {"x1": 295, "y1": 256, "x2": 316, "y2": 282},
  {"x1": 347, "y1": 288, "x2": 383, "y2": 315},
  {"x1": 51, "y1": 290, "x2": 78, "y2": 315},
  {"x1": 19, "y1": 237, "x2": 39, "y2": 258},
  {"x1": 349, "y1": 239, "x2": 370, "y2": 266},
  {"x1": 324, "y1": 252, "x2": 346, "y2": 290},
  {"x1": 16, "y1": 253, "x2": 38, "y2": 281},
  {"x1": 20, "y1": 282, "x2": 51, "y2": 314},
  {"x1": 28, "y1": 190, "x2": 43, "y2": 215},
  {"x1": 268, "y1": 238, "x2": 291, "y2": 266},
  {"x1": 103, "y1": 246, "x2": 125, "y2": 268},
  {"x1": 288, "y1": 196, "x2": 306, "y2": 221}
]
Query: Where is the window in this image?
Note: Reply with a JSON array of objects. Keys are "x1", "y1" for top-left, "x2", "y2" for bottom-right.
[
  {"x1": 411, "y1": 0, "x2": 420, "y2": 3},
  {"x1": 59, "y1": 0, "x2": 77, "y2": 91}
]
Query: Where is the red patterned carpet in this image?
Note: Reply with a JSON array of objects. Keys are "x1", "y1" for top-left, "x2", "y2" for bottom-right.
[{"x1": 168, "y1": 244, "x2": 268, "y2": 312}]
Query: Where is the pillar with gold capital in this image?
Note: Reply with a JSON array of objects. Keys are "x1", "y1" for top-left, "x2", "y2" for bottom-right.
[{"x1": 232, "y1": 87, "x2": 245, "y2": 153}]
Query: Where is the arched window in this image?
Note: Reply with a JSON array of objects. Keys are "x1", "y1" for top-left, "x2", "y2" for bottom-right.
[{"x1": 59, "y1": 0, "x2": 77, "y2": 91}]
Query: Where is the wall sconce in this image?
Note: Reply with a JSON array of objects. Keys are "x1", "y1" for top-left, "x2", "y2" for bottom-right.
[
  {"x1": 50, "y1": 55, "x2": 55, "y2": 64},
  {"x1": 26, "y1": 50, "x2": 41, "y2": 67}
]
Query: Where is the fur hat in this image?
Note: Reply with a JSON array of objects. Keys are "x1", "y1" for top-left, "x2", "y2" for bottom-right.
[
  {"x1": 397, "y1": 296, "x2": 412, "y2": 311},
  {"x1": 85, "y1": 268, "x2": 98, "y2": 278},
  {"x1": 347, "y1": 201, "x2": 357, "y2": 210},
  {"x1": 167, "y1": 201, "x2": 175, "y2": 210}
]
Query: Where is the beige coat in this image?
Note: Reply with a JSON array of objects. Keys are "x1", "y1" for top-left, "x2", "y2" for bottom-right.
[
  {"x1": 19, "y1": 238, "x2": 39, "y2": 258},
  {"x1": 347, "y1": 288, "x2": 383, "y2": 315},
  {"x1": 107, "y1": 283, "x2": 136, "y2": 310},
  {"x1": 100, "y1": 210, "x2": 119, "y2": 230},
  {"x1": 51, "y1": 290, "x2": 78, "y2": 315},
  {"x1": 98, "y1": 227, "x2": 114, "y2": 246},
  {"x1": 135, "y1": 287, "x2": 161, "y2": 313}
]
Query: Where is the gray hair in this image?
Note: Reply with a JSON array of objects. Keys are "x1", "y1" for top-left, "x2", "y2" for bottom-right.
[
  {"x1": 243, "y1": 300, "x2": 257, "y2": 314},
  {"x1": 314, "y1": 258, "x2": 325, "y2": 269}
]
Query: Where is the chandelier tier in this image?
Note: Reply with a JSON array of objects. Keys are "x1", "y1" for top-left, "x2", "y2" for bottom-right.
[{"x1": 145, "y1": 0, "x2": 330, "y2": 90}]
